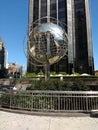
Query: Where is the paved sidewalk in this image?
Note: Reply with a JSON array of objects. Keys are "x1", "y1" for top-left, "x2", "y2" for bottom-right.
[{"x1": 0, "y1": 111, "x2": 98, "y2": 130}]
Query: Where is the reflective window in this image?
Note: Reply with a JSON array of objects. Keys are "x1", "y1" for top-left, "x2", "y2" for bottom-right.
[
  {"x1": 58, "y1": 0, "x2": 67, "y2": 25},
  {"x1": 74, "y1": 0, "x2": 89, "y2": 72},
  {"x1": 50, "y1": 0, "x2": 57, "y2": 19},
  {"x1": 41, "y1": 0, "x2": 47, "y2": 17},
  {"x1": 33, "y1": 0, "x2": 39, "y2": 21},
  {"x1": 41, "y1": 0, "x2": 47, "y2": 23}
]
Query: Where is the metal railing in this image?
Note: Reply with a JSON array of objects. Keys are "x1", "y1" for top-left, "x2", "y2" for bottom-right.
[{"x1": 0, "y1": 91, "x2": 98, "y2": 112}]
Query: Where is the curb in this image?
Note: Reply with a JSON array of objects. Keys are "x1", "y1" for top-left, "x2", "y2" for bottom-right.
[{"x1": 0, "y1": 108, "x2": 92, "y2": 117}]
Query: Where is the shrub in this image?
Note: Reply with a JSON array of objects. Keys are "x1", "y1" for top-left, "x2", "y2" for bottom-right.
[
  {"x1": 0, "y1": 92, "x2": 32, "y2": 109},
  {"x1": 26, "y1": 79, "x2": 90, "y2": 91},
  {"x1": 1, "y1": 93, "x2": 10, "y2": 108},
  {"x1": 0, "y1": 92, "x2": 54, "y2": 110}
]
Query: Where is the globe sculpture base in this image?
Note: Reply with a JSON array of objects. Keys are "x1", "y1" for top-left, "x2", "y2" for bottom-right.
[{"x1": 45, "y1": 65, "x2": 50, "y2": 81}]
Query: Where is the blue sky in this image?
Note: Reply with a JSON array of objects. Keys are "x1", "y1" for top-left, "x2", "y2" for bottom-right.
[
  {"x1": 90, "y1": 0, "x2": 98, "y2": 70},
  {"x1": 0, "y1": 0, "x2": 98, "y2": 70},
  {"x1": 0, "y1": 0, "x2": 28, "y2": 68}
]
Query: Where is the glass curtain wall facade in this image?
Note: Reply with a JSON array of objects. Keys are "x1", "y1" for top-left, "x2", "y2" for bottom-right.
[
  {"x1": 0, "y1": 38, "x2": 7, "y2": 69},
  {"x1": 27, "y1": 0, "x2": 94, "y2": 75}
]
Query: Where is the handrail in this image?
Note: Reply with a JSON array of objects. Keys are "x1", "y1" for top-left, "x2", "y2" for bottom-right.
[{"x1": 0, "y1": 91, "x2": 98, "y2": 112}]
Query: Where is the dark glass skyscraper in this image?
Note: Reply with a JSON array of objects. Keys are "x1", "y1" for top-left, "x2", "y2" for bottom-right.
[
  {"x1": 27, "y1": 0, "x2": 94, "y2": 75},
  {"x1": 0, "y1": 37, "x2": 7, "y2": 69}
]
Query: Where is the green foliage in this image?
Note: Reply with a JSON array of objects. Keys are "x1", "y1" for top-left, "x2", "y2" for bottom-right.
[
  {"x1": 50, "y1": 71, "x2": 57, "y2": 75},
  {"x1": 26, "y1": 79, "x2": 90, "y2": 91},
  {"x1": 1, "y1": 93, "x2": 10, "y2": 108},
  {"x1": 74, "y1": 72, "x2": 80, "y2": 76},
  {"x1": 0, "y1": 92, "x2": 32, "y2": 109},
  {"x1": 0, "y1": 92, "x2": 54, "y2": 110},
  {"x1": 37, "y1": 70, "x2": 44, "y2": 76},
  {"x1": 58, "y1": 72, "x2": 67, "y2": 75},
  {"x1": 23, "y1": 72, "x2": 37, "y2": 78}
]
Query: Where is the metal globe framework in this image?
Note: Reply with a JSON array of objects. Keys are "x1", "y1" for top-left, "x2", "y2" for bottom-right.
[
  {"x1": 23, "y1": 17, "x2": 68, "y2": 80},
  {"x1": 29, "y1": 23, "x2": 68, "y2": 65}
]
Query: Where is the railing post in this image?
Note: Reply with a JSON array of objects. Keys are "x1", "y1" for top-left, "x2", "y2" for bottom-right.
[
  {"x1": 58, "y1": 94, "x2": 60, "y2": 111},
  {"x1": 10, "y1": 92, "x2": 12, "y2": 109},
  {"x1": 31, "y1": 91, "x2": 33, "y2": 111},
  {"x1": 86, "y1": 94, "x2": 88, "y2": 112}
]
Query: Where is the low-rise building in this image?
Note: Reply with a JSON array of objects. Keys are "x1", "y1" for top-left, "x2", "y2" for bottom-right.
[{"x1": 8, "y1": 62, "x2": 26, "y2": 78}]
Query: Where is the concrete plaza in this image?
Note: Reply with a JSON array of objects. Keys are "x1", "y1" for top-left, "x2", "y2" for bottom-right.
[{"x1": 0, "y1": 111, "x2": 98, "y2": 130}]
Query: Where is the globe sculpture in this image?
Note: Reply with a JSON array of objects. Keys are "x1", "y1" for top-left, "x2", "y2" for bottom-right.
[{"x1": 24, "y1": 17, "x2": 68, "y2": 80}]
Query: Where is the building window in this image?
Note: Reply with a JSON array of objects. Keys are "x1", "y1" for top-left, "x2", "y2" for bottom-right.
[{"x1": 33, "y1": 0, "x2": 39, "y2": 21}]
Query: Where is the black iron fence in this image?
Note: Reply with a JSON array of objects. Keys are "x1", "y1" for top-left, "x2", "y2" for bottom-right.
[{"x1": 0, "y1": 91, "x2": 98, "y2": 112}]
